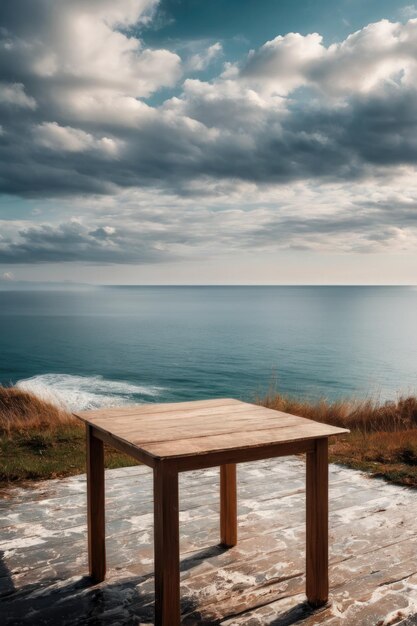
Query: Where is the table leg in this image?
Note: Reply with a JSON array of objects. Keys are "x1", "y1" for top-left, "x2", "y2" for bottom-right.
[
  {"x1": 154, "y1": 462, "x2": 180, "y2": 626},
  {"x1": 86, "y1": 425, "x2": 106, "y2": 582},
  {"x1": 220, "y1": 463, "x2": 237, "y2": 547},
  {"x1": 306, "y1": 437, "x2": 329, "y2": 607}
]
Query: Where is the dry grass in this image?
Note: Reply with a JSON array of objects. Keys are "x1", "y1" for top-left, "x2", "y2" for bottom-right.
[
  {"x1": 0, "y1": 385, "x2": 78, "y2": 435},
  {"x1": 3, "y1": 385, "x2": 417, "y2": 488},
  {"x1": 260, "y1": 392, "x2": 417, "y2": 487},
  {"x1": 261, "y1": 392, "x2": 417, "y2": 433}
]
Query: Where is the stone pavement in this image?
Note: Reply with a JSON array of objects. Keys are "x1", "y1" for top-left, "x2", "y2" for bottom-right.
[{"x1": 1, "y1": 458, "x2": 417, "y2": 625}]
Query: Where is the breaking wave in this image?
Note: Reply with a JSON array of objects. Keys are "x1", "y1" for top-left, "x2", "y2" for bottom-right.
[{"x1": 16, "y1": 373, "x2": 164, "y2": 411}]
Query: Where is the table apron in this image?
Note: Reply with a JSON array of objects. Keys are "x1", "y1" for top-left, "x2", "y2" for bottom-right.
[
  {"x1": 89, "y1": 425, "x2": 316, "y2": 471},
  {"x1": 171, "y1": 439, "x2": 316, "y2": 471}
]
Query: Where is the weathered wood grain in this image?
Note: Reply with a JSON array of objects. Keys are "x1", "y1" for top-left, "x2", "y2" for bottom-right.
[
  {"x1": 75, "y1": 399, "x2": 347, "y2": 625},
  {"x1": 220, "y1": 464, "x2": 237, "y2": 547},
  {"x1": 86, "y1": 425, "x2": 106, "y2": 582},
  {"x1": 76, "y1": 398, "x2": 241, "y2": 420},
  {"x1": 1, "y1": 459, "x2": 417, "y2": 625},
  {"x1": 306, "y1": 437, "x2": 328, "y2": 608},
  {"x1": 154, "y1": 462, "x2": 180, "y2": 626},
  {"x1": 74, "y1": 398, "x2": 347, "y2": 466},
  {"x1": 143, "y1": 423, "x2": 342, "y2": 459}
]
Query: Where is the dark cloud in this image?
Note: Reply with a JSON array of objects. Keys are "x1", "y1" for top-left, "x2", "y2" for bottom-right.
[
  {"x1": 0, "y1": 221, "x2": 176, "y2": 264},
  {"x1": 3, "y1": 84, "x2": 417, "y2": 199},
  {"x1": 3, "y1": 186, "x2": 417, "y2": 265}
]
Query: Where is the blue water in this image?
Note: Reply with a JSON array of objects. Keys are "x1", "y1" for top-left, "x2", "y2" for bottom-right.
[{"x1": 1, "y1": 286, "x2": 417, "y2": 410}]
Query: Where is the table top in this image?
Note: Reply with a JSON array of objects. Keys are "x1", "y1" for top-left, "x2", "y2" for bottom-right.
[{"x1": 75, "y1": 398, "x2": 348, "y2": 467}]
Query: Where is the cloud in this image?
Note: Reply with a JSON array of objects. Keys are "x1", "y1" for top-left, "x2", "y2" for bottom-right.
[
  {"x1": 2, "y1": 171, "x2": 417, "y2": 266},
  {"x1": 2, "y1": 3, "x2": 417, "y2": 263},
  {"x1": 1, "y1": 271, "x2": 14, "y2": 280},
  {"x1": 239, "y1": 19, "x2": 417, "y2": 97},
  {"x1": 240, "y1": 32, "x2": 324, "y2": 96},
  {"x1": 0, "y1": 83, "x2": 36, "y2": 109},
  {"x1": 187, "y1": 42, "x2": 223, "y2": 71},
  {"x1": 0, "y1": 220, "x2": 175, "y2": 264},
  {"x1": 400, "y1": 5, "x2": 417, "y2": 19},
  {"x1": 33, "y1": 122, "x2": 121, "y2": 155},
  {"x1": 2, "y1": 7, "x2": 417, "y2": 197},
  {"x1": 0, "y1": 0, "x2": 181, "y2": 118}
]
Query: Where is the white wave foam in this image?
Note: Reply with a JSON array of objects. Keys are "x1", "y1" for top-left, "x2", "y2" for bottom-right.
[{"x1": 16, "y1": 373, "x2": 164, "y2": 411}]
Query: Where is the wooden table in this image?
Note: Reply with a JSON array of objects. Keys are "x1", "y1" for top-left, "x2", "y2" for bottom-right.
[{"x1": 74, "y1": 398, "x2": 348, "y2": 625}]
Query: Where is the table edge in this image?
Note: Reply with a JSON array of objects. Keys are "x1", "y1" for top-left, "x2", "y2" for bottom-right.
[{"x1": 74, "y1": 411, "x2": 349, "y2": 471}]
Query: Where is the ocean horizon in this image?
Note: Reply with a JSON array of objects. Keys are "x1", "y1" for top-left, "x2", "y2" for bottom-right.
[{"x1": 1, "y1": 285, "x2": 417, "y2": 412}]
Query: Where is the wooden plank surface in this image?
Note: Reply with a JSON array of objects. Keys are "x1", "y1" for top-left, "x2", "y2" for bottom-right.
[
  {"x1": 90, "y1": 426, "x2": 156, "y2": 467},
  {"x1": 76, "y1": 398, "x2": 241, "y2": 421},
  {"x1": 3, "y1": 459, "x2": 417, "y2": 625},
  {"x1": 143, "y1": 422, "x2": 345, "y2": 458},
  {"x1": 88, "y1": 412, "x2": 317, "y2": 443},
  {"x1": 74, "y1": 399, "x2": 348, "y2": 463}
]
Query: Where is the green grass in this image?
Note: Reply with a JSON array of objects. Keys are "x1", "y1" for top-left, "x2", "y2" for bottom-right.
[
  {"x1": 0, "y1": 385, "x2": 139, "y2": 487},
  {"x1": 0, "y1": 425, "x2": 138, "y2": 487}
]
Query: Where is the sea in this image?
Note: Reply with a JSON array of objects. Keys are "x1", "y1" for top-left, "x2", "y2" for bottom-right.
[{"x1": 1, "y1": 285, "x2": 417, "y2": 411}]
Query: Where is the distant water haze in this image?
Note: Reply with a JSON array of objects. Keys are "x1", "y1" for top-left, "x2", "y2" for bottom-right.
[{"x1": 1, "y1": 286, "x2": 417, "y2": 411}]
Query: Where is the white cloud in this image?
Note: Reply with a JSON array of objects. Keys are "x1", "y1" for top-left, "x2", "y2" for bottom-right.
[
  {"x1": 0, "y1": 0, "x2": 181, "y2": 127},
  {"x1": 33, "y1": 122, "x2": 121, "y2": 155},
  {"x1": 4, "y1": 170, "x2": 417, "y2": 267},
  {"x1": 400, "y1": 5, "x2": 417, "y2": 19},
  {"x1": 0, "y1": 82, "x2": 36, "y2": 108},
  {"x1": 1, "y1": 271, "x2": 14, "y2": 280},
  {"x1": 71, "y1": 0, "x2": 159, "y2": 27},
  {"x1": 239, "y1": 19, "x2": 417, "y2": 97},
  {"x1": 241, "y1": 32, "x2": 324, "y2": 95},
  {"x1": 188, "y1": 42, "x2": 223, "y2": 71}
]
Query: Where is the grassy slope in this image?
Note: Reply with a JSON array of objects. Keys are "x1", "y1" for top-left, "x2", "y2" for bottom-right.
[
  {"x1": 0, "y1": 387, "x2": 137, "y2": 486},
  {"x1": 261, "y1": 393, "x2": 417, "y2": 487},
  {"x1": 2, "y1": 386, "x2": 417, "y2": 488}
]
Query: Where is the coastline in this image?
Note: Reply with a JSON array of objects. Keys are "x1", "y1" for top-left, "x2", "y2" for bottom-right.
[{"x1": 2, "y1": 386, "x2": 417, "y2": 489}]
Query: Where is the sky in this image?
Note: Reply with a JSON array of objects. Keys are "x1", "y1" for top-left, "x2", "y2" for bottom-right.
[{"x1": 1, "y1": 0, "x2": 417, "y2": 284}]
